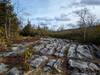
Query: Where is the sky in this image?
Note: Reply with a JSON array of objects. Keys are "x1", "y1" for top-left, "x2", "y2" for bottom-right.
[{"x1": 11, "y1": 0, "x2": 100, "y2": 30}]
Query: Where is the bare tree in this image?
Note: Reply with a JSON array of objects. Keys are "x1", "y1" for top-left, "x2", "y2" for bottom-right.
[{"x1": 75, "y1": 8, "x2": 97, "y2": 41}]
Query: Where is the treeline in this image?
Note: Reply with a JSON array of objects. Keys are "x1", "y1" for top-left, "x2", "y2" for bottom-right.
[{"x1": 20, "y1": 21, "x2": 50, "y2": 37}]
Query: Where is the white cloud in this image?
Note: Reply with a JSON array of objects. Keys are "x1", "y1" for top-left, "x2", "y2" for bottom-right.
[{"x1": 12, "y1": 0, "x2": 100, "y2": 29}]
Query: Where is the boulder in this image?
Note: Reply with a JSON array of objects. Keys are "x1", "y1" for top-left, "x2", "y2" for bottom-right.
[
  {"x1": 0, "y1": 63, "x2": 8, "y2": 74},
  {"x1": 69, "y1": 59, "x2": 88, "y2": 69},
  {"x1": 67, "y1": 44, "x2": 77, "y2": 58},
  {"x1": 7, "y1": 67, "x2": 21, "y2": 75},
  {"x1": 44, "y1": 59, "x2": 62, "y2": 72},
  {"x1": 77, "y1": 45, "x2": 92, "y2": 59},
  {"x1": 30, "y1": 56, "x2": 48, "y2": 68}
]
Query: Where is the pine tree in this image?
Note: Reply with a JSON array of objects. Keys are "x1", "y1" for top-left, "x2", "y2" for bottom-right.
[{"x1": 21, "y1": 20, "x2": 33, "y2": 36}]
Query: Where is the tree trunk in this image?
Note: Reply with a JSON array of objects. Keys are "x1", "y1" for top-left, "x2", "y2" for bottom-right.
[
  {"x1": 83, "y1": 27, "x2": 87, "y2": 42},
  {"x1": 4, "y1": 23, "x2": 8, "y2": 40},
  {"x1": 8, "y1": 18, "x2": 11, "y2": 38}
]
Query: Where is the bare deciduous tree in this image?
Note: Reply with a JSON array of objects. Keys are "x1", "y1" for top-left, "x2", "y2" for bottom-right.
[{"x1": 75, "y1": 8, "x2": 97, "y2": 41}]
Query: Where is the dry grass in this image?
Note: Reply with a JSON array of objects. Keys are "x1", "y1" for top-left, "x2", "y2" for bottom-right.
[{"x1": 24, "y1": 68, "x2": 64, "y2": 75}]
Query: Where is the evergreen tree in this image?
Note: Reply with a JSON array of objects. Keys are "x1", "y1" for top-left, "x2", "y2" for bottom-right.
[{"x1": 21, "y1": 20, "x2": 33, "y2": 36}]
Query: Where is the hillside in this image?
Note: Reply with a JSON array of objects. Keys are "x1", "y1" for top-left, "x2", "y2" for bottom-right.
[{"x1": 49, "y1": 25, "x2": 100, "y2": 44}]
